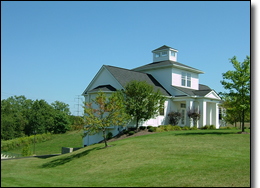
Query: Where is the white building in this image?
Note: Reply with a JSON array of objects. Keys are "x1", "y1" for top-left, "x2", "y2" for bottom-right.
[{"x1": 82, "y1": 45, "x2": 225, "y2": 146}]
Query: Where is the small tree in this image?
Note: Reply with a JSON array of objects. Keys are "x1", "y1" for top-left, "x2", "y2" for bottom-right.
[
  {"x1": 167, "y1": 111, "x2": 182, "y2": 126},
  {"x1": 124, "y1": 80, "x2": 166, "y2": 131},
  {"x1": 187, "y1": 108, "x2": 201, "y2": 127},
  {"x1": 220, "y1": 56, "x2": 250, "y2": 132},
  {"x1": 83, "y1": 90, "x2": 130, "y2": 147}
]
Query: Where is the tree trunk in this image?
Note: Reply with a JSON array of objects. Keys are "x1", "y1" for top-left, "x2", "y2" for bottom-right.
[
  {"x1": 136, "y1": 117, "x2": 139, "y2": 132},
  {"x1": 103, "y1": 129, "x2": 108, "y2": 147},
  {"x1": 242, "y1": 109, "x2": 245, "y2": 132}
]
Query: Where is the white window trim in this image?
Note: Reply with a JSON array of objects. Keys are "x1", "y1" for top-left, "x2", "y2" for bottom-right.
[{"x1": 181, "y1": 72, "x2": 191, "y2": 88}]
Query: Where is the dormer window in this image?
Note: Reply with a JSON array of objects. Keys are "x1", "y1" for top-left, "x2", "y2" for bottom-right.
[
  {"x1": 181, "y1": 72, "x2": 191, "y2": 87},
  {"x1": 155, "y1": 53, "x2": 160, "y2": 58},
  {"x1": 171, "y1": 51, "x2": 175, "y2": 57},
  {"x1": 161, "y1": 51, "x2": 167, "y2": 56}
]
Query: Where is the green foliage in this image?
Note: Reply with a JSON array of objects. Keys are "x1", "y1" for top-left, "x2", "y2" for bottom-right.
[
  {"x1": 167, "y1": 111, "x2": 182, "y2": 126},
  {"x1": 209, "y1": 125, "x2": 216, "y2": 129},
  {"x1": 83, "y1": 90, "x2": 131, "y2": 147},
  {"x1": 1, "y1": 133, "x2": 52, "y2": 152},
  {"x1": 139, "y1": 126, "x2": 146, "y2": 130},
  {"x1": 148, "y1": 127, "x2": 156, "y2": 132},
  {"x1": 123, "y1": 129, "x2": 129, "y2": 134},
  {"x1": 190, "y1": 126, "x2": 198, "y2": 130},
  {"x1": 21, "y1": 143, "x2": 32, "y2": 157},
  {"x1": 182, "y1": 126, "x2": 190, "y2": 130},
  {"x1": 202, "y1": 125, "x2": 210, "y2": 130},
  {"x1": 147, "y1": 126, "x2": 153, "y2": 129},
  {"x1": 172, "y1": 125, "x2": 182, "y2": 130},
  {"x1": 124, "y1": 80, "x2": 166, "y2": 129},
  {"x1": 1, "y1": 95, "x2": 72, "y2": 140},
  {"x1": 107, "y1": 132, "x2": 113, "y2": 140},
  {"x1": 128, "y1": 131, "x2": 135, "y2": 135},
  {"x1": 220, "y1": 55, "x2": 250, "y2": 132}
]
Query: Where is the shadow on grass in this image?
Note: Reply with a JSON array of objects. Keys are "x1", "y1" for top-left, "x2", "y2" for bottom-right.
[
  {"x1": 40, "y1": 147, "x2": 99, "y2": 168},
  {"x1": 173, "y1": 130, "x2": 238, "y2": 136},
  {"x1": 34, "y1": 154, "x2": 61, "y2": 159}
]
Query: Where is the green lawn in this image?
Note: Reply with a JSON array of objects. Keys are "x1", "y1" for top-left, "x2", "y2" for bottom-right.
[
  {"x1": 5, "y1": 130, "x2": 83, "y2": 156},
  {"x1": 1, "y1": 129, "x2": 250, "y2": 187}
]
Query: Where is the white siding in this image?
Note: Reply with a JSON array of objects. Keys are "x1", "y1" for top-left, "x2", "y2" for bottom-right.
[
  {"x1": 172, "y1": 68, "x2": 199, "y2": 90},
  {"x1": 88, "y1": 67, "x2": 123, "y2": 92}
]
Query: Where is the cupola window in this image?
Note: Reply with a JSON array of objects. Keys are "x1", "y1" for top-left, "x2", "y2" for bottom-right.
[
  {"x1": 161, "y1": 51, "x2": 167, "y2": 56},
  {"x1": 155, "y1": 53, "x2": 160, "y2": 58}
]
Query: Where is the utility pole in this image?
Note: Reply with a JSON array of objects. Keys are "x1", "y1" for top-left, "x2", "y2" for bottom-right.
[{"x1": 74, "y1": 95, "x2": 81, "y2": 117}]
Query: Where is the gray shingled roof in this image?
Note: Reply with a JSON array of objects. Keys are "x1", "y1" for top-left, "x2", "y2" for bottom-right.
[
  {"x1": 173, "y1": 84, "x2": 212, "y2": 97},
  {"x1": 104, "y1": 65, "x2": 171, "y2": 96},
  {"x1": 88, "y1": 85, "x2": 117, "y2": 93},
  {"x1": 152, "y1": 45, "x2": 178, "y2": 52},
  {"x1": 132, "y1": 60, "x2": 204, "y2": 73}
]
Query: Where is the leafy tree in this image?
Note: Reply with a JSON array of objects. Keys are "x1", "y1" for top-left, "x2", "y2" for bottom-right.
[
  {"x1": 124, "y1": 80, "x2": 166, "y2": 130},
  {"x1": 220, "y1": 56, "x2": 250, "y2": 132},
  {"x1": 53, "y1": 112, "x2": 70, "y2": 134},
  {"x1": 51, "y1": 101, "x2": 71, "y2": 116},
  {"x1": 83, "y1": 90, "x2": 130, "y2": 147}
]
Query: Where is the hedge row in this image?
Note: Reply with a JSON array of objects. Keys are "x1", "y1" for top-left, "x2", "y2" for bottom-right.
[{"x1": 1, "y1": 132, "x2": 52, "y2": 151}]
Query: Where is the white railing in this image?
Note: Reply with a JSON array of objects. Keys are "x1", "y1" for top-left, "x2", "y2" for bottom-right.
[{"x1": 1, "y1": 154, "x2": 15, "y2": 159}]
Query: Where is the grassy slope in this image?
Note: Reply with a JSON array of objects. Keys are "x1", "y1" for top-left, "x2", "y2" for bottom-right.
[
  {"x1": 6, "y1": 130, "x2": 83, "y2": 156},
  {"x1": 1, "y1": 129, "x2": 250, "y2": 187}
]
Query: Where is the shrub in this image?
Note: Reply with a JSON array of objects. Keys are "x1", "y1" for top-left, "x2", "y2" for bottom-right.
[
  {"x1": 182, "y1": 126, "x2": 189, "y2": 130},
  {"x1": 172, "y1": 125, "x2": 181, "y2": 131},
  {"x1": 148, "y1": 127, "x2": 156, "y2": 132},
  {"x1": 128, "y1": 131, "x2": 135, "y2": 136},
  {"x1": 202, "y1": 125, "x2": 210, "y2": 130},
  {"x1": 139, "y1": 126, "x2": 146, "y2": 130},
  {"x1": 190, "y1": 126, "x2": 198, "y2": 130},
  {"x1": 167, "y1": 111, "x2": 182, "y2": 126},
  {"x1": 155, "y1": 127, "x2": 165, "y2": 132},
  {"x1": 123, "y1": 129, "x2": 129, "y2": 134},
  {"x1": 21, "y1": 143, "x2": 32, "y2": 157},
  {"x1": 147, "y1": 126, "x2": 153, "y2": 129},
  {"x1": 209, "y1": 125, "x2": 216, "y2": 129},
  {"x1": 107, "y1": 132, "x2": 113, "y2": 140}
]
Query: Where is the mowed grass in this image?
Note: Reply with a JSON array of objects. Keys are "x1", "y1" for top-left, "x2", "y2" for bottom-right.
[
  {"x1": 1, "y1": 129, "x2": 250, "y2": 187},
  {"x1": 6, "y1": 130, "x2": 83, "y2": 156}
]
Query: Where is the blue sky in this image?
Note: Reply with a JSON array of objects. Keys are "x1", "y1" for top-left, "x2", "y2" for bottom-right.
[{"x1": 1, "y1": 1, "x2": 251, "y2": 116}]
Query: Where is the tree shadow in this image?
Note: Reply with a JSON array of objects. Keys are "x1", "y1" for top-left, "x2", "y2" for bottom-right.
[
  {"x1": 34, "y1": 154, "x2": 61, "y2": 159},
  {"x1": 173, "y1": 131, "x2": 238, "y2": 136},
  {"x1": 40, "y1": 147, "x2": 99, "y2": 168}
]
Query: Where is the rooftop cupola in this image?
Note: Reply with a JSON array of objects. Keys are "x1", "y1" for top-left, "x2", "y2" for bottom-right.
[{"x1": 152, "y1": 45, "x2": 178, "y2": 62}]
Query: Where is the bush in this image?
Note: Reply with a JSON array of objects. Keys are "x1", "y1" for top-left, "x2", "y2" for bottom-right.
[
  {"x1": 202, "y1": 125, "x2": 210, "y2": 130},
  {"x1": 128, "y1": 131, "x2": 135, "y2": 136},
  {"x1": 209, "y1": 125, "x2": 216, "y2": 129},
  {"x1": 21, "y1": 143, "x2": 32, "y2": 157},
  {"x1": 190, "y1": 126, "x2": 198, "y2": 130},
  {"x1": 148, "y1": 127, "x2": 156, "y2": 132},
  {"x1": 155, "y1": 127, "x2": 165, "y2": 132},
  {"x1": 123, "y1": 129, "x2": 129, "y2": 134},
  {"x1": 107, "y1": 132, "x2": 113, "y2": 140},
  {"x1": 139, "y1": 126, "x2": 146, "y2": 130},
  {"x1": 172, "y1": 125, "x2": 181, "y2": 131},
  {"x1": 182, "y1": 126, "x2": 189, "y2": 130},
  {"x1": 147, "y1": 126, "x2": 153, "y2": 129}
]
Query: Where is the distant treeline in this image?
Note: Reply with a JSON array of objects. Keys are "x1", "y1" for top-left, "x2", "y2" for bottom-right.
[{"x1": 1, "y1": 95, "x2": 84, "y2": 141}]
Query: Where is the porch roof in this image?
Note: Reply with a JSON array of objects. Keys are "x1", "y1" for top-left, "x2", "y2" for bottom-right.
[{"x1": 173, "y1": 84, "x2": 213, "y2": 97}]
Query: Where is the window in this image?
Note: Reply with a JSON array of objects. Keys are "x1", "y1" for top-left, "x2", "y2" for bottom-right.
[
  {"x1": 181, "y1": 109, "x2": 185, "y2": 124},
  {"x1": 219, "y1": 108, "x2": 222, "y2": 120},
  {"x1": 161, "y1": 51, "x2": 167, "y2": 56},
  {"x1": 180, "y1": 103, "x2": 186, "y2": 108},
  {"x1": 181, "y1": 72, "x2": 191, "y2": 87},
  {"x1": 171, "y1": 51, "x2": 175, "y2": 57},
  {"x1": 181, "y1": 72, "x2": 186, "y2": 86},
  {"x1": 155, "y1": 53, "x2": 160, "y2": 58},
  {"x1": 187, "y1": 73, "x2": 191, "y2": 87}
]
